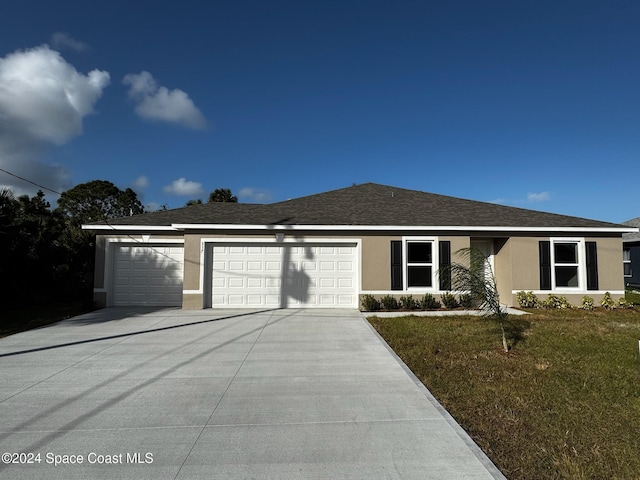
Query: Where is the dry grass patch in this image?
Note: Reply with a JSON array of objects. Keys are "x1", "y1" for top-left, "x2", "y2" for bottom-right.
[{"x1": 368, "y1": 309, "x2": 640, "y2": 480}]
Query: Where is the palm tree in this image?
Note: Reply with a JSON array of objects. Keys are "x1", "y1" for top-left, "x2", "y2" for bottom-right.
[{"x1": 440, "y1": 247, "x2": 510, "y2": 352}]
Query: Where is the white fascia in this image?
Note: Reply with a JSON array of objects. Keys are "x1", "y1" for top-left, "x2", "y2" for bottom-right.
[
  {"x1": 82, "y1": 224, "x2": 178, "y2": 231},
  {"x1": 171, "y1": 224, "x2": 637, "y2": 233}
]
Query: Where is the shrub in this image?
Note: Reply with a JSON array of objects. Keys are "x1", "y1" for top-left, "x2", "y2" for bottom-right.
[
  {"x1": 360, "y1": 294, "x2": 380, "y2": 312},
  {"x1": 618, "y1": 298, "x2": 634, "y2": 309},
  {"x1": 441, "y1": 292, "x2": 459, "y2": 309},
  {"x1": 601, "y1": 292, "x2": 615, "y2": 310},
  {"x1": 418, "y1": 293, "x2": 441, "y2": 310},
  {"x1": 458, "y1": 293, "x2": 476, "y2": 309},
  {"x1": 581, "y1": 295, "x2": 594, "y2": 311},
  {"x1": 380, "y1": 295, "x2": 399, "y2": 310},
  {"x1": 399, "y1": 295, "x2": 417, "y2": 310},
  {"x1": 542, "y1": 294, "x2": 572, "y2": 309},
  {"x1": 516, "y1": 291, "x2": 539, "y2": 308}
]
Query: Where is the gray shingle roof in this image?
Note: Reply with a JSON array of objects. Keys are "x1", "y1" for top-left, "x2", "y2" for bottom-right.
[
  {"x1": 92, "y1": 183, "x2": 626, "y2": 230},
  {"x1": 623, "y1": 217, "x2": 640, "y2": 242}
]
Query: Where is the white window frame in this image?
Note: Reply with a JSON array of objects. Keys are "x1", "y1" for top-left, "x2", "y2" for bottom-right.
[
  {"x1": 402, "y1": 237, "x2": 438, "y2": 291},
  {"x1": 623, "y1": 247, "x2": 632, "y2": 277},
  {"x1": 550, "y1": 238, "x2": 586, "y2": 290}
]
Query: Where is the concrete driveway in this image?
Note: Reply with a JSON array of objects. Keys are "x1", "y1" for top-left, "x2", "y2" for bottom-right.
[{"x1": 0, "y1": 308, "x2": 505, "y2": 479}]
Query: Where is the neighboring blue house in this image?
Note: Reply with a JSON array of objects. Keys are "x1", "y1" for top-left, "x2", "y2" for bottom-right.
[{"x1": 623, "y1": 217, "x2": 640, "y2": 288}]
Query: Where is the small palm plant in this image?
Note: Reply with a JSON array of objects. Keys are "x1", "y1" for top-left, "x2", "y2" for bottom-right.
[{"x1": 439, "y1": 247, "x2": 510, "y2": 352}]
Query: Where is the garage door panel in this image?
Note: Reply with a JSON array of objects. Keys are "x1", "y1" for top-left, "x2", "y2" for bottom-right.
[
  {"x1": 211, "y1": 243, "x2": 357, "y2": 308},
  {"x1": 338, "y1": 278, "x2": 354, "y2": 288},
  {"x1": 265, "y1": 261, "x2": 281, "y2": 271},
  {"x1": 112, "y1": 244, "x2": 184, "y2": 306}
]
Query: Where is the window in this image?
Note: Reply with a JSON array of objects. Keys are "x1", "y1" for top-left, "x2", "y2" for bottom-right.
[
  {"x1": 624, "y1": 247, "x2": 632, "y2": 277},
  {"x1": 549, "y1": 239, "x2": 586, "y2": 289},
  {"x1": 540, "y1": 239, "x2": 597, "y2": 291},
  {"x1": 406, "y1": 242, "x2": 433, "y2": 287},
  {"x1": 391, "y1": 239, "x2": 449, "y2": 291},
  {"x1": 554, "y1": 242, "x2": 579, "y2": 287}
]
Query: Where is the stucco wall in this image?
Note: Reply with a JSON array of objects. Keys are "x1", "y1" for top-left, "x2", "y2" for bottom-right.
[
  {"x1": 505, "y1": 235, "x2": 625, "y2": 306},
  {"x1": 360, "y1": 235, "x2": 400, "y2": 291},
  {"x1": 491, "y1": 238, "x2": 512, "y2": 306},
  {"x1": 594, "y1": 237, "x2": 624, "y2": 290},
  {"x1": 94, "y1": 231, "x2": 625, "y2": 310}
]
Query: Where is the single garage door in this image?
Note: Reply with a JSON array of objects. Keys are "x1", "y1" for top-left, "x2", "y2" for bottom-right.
[
  {"x1": 112, "y1": 244, "x2": 184, "y2": 306},
  {"x1": 210, "y1": 243, "x2": 357, "y2": 308}
]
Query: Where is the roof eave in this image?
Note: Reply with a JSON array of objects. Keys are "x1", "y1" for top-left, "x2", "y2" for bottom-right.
[
  {"x1": 82, "y1": 223, "x2": 637, "y2": 234},
  {"x1": 171, "y1": 224, "x2": 636, "y2": 233},
  {"x1": 81, "y1": 224, "x2": 178, "y2": 231}
]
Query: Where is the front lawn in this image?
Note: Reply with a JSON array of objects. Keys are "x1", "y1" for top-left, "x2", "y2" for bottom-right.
[{"x1": 368, "y1": 308, "x2": 640, "y2": 480}]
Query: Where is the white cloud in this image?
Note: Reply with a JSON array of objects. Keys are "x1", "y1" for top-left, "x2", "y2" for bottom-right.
[
  {"x1": 488, "y1": 191, "x2": 551, "y2": 206},
  {"x1": 50, "y1": 32, "x2": 89, "y2": 52},
  {"x1": 238, "y1": 187, "x2": 273, "y2": 203},
  {"x1": 163, "y1": 177, "x2": 204, "y2": 196},
  {"x1": 133, "y1": 175, "x2": 150, "y2": 189},
  {"x1": 123, "y1": 71, "x2": 206, "y2": 130},
  {"x1": 0, "y1": 44, "x2": 110, "y2": 197},
  {"x1": 527, "y1": 192, "x2": 551, "y2": 202},
  {"x1": 144, "y1": 202, "x2": 163, "y2": 212}
]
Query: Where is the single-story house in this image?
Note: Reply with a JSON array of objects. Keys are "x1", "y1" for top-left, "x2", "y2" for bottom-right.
[
  {"x1": 623, "y1": 217, "x2": 640, "y2": 288},
  {"x1": 83, "y1": 183, "x2": 637, "y2": 309}
]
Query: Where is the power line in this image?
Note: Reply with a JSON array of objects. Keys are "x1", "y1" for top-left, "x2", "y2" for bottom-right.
[
  {"x1": 0, "y1": 167, "x2": 63, "y2": 195},
  {"x1": 0, "y1": 165, "x2": 180, "y2": 263}
]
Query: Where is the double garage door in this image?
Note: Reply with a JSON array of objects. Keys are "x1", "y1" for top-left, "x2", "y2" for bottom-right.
[
  {"x1": 111, "y1": 242, "x2": 358, "y2": 308},
  {"x1": 210, "y1": 243, "x2": 358, "y2": 308}
]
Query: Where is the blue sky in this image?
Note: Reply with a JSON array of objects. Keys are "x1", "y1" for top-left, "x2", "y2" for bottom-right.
[{"x1": 0, "y1": 0, "x2": 638, "y2": 222}]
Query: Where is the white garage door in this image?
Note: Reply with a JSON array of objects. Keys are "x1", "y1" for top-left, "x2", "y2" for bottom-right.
[
  {"x1": 211, "y1": 243, "x2": 357, "y2": 308},
  {"x1": 112, "y1": 244, "x2": 184, "y2": 306}
]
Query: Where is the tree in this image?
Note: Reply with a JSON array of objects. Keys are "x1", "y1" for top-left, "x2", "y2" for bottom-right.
[
  {"x1": 208, "y1": 188, "x2": 237, "y2": 203},
  {"x1": 55, "y1": 180, "x2": 144, "y2": 304},
  {"x1": 56, "y1": 180, "x2": 144, "y2": 227},
  {"x1": 0, "y1": 190, "x2": 69, "y2": 308},
  {"x1": 439, "y1": 247, "x2": 510, "y2": 352},
  {"x1": 186, "y1": 199, "x2": 203, "y2": 206}
]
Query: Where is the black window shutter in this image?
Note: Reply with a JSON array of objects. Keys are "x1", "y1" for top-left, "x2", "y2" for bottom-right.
[
  {"x1": 539, "y1": 241, "x2": 552, "y2": 290},
  {"x1": 439, "y1": 241, "x2": 451, "y2": 290},
  {"x1": 390, "y1": 241, "x2": 403, "y2": 290},
  {"x1": 585, "y1": 241, "x2": 598, "y2": 291}
]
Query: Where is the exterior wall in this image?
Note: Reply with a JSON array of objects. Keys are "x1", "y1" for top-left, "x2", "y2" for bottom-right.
[
  {"x1": 94, "y1": 231, "x2": 626, "y2": 310},
  {"x1": 509, "y1": 237, "x2": 541, "y2": 292},
  {"x1": 360, "y1": 235, "x2": 400, "y2": 291},
  {"x1": 506, "y1": 235, "x2": 625, "y2": 306},
  {"x1": 93, "y1": 235, "x2": 108, "y2": 293},
  {"x1": 597, "y1": 237, "x2": 625, "y2": 291},
  {"x1": 492, "y1": 238, "x2": 512, "y2": 307},
  {"x1": 182, "y1": 232, "x2": 471, "y2": 309}
]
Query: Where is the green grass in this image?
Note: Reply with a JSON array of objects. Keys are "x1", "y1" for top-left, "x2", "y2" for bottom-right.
[
  {"x1": 626, "y1": 289, "x2": 640, "y2": 305},
  {"x1": 1, "y1": 302, "x2": 96, "y2": 338},
  {"x1": 368, "y1": 308, "x2": 640, "y2": 480}
]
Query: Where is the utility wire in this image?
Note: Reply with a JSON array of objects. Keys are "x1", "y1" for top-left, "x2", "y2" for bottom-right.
[
  {"x1": 0, "y1": 167, "x2": 63, "y2": 195},
  {"x1": 0, "y1": 165, "x2": 182, "y2": 263}
]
